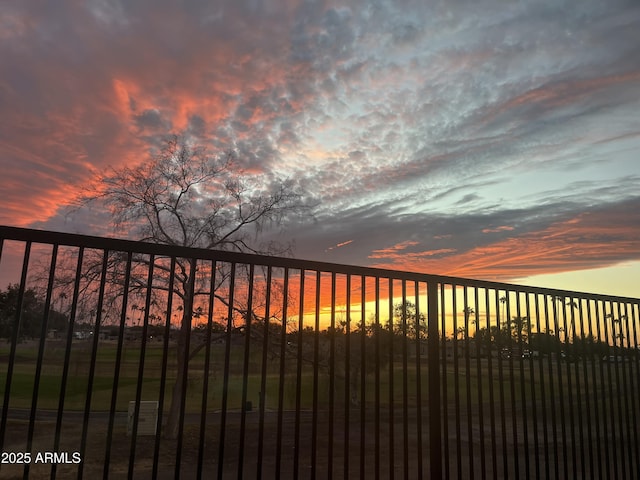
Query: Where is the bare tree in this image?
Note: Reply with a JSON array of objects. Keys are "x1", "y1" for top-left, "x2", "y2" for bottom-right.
[{"x1": 78, "y1": 135, "x2": 307, "y2": 438}]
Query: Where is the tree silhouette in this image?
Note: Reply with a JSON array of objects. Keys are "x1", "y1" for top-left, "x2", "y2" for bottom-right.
[
  {"x1": 554, "y1": 296, "x2": 568, "y2": 343},
  {"x1": 463, "y1": 306, "x2": 475, "y2": 338},
  {"x1": 393, "y1": 301, "x2": 426, "y2": 340},
  {"x1": 567, "y1": 300, "x2": 578, "y2": 343},
  {"x1": 0, "y1": 284, "x2": 68, "y2": 340},
  {"x1": 554, "y1": 296, "x2": 579, "y2": 343},
  {"x1": 509, "y1": 316, "x2": 530, "y2": 344},
  {"x1": 78, "y1": 135, "x2": 307, "y2": 438}
]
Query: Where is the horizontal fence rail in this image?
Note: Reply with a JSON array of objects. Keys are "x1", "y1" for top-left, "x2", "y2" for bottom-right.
[{"x1": 0, "y1": 225, "x2": 639, "y2": 479}]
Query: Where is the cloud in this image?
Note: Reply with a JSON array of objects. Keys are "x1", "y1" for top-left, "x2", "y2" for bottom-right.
[
  {"x1": 366, "y1": 198, "x2": 640, "y2": 281},
  {"x1": 325, "y1": 239, "x2": 354, "y2": 252},
  {"x1": 368, "y1": 241, "x2": 420, "y2": 259},
  {"x1": 0, "y1": 1, "x2": 308, "y2": 225},
  {"x1": 279, "y1": 192, "x2": 640, "y2": 284},
  {"x1": 1, "y1": 0, "x2": 639, "y2": 290},
  {"x1": 369, "y1": 247, "x2": 457, "y2": 261},
  {"x1": 482, "y1": 226, "x2": 515, "y2": 234}
]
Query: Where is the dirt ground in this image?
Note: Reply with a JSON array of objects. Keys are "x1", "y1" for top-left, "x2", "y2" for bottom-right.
[
  {"x1": 3, "y1": 408, "x2": 421, "y2": 479},
  {"x1": 2, "y1": 401, "x2": 637, "y2": 479}
]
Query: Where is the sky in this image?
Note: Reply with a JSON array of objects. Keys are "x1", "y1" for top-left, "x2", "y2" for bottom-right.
[{"x1": 1, "y1": 0, "x2": 639, "y2": 298}]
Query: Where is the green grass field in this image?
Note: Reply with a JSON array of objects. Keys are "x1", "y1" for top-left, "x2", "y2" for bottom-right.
[
  {"x1": 2, "y1": 339, "x2": 638, "y2": 478},
  {"x1": 2, "y1": 338, "x2": 632, "y2": 414}
]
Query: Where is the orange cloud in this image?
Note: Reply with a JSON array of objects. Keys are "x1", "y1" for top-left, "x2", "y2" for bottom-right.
[
  {"x1": 369, "y1": 248, "x2": 457, "y2": 261},
  {"x1": 0, "y1": 34, "x2": 299, "y2": 228},
  {"x1": 325, "y1": 239, "x2": 354, "y2": 252},
  {"x1": 369, "y1": 240, "x2": 419, "y2": 257},
  {"x1": 370, "y1": 206, "x2": 640, "y2": 282},
  {"x1": 369, "y1": 241, "x2": 456, "y2": 261}
]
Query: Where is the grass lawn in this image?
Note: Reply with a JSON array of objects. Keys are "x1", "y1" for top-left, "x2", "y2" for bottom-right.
[{"x1": 2, "y1": 340, "x2": 638, "y2": 478}]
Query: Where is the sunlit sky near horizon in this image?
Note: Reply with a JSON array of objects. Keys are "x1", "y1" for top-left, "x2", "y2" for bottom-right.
[{"x1": 1, "y1": 0, "x2": 639, "y2": 298}]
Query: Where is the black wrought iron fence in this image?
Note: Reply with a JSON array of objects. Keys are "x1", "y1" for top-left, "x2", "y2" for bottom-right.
[{"x1": 0, "y1": 225, "x2": 639, "y2": 479}]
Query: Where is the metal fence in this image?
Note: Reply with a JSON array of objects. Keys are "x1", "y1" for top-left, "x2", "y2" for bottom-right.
[{"x1": 1, "y1": 225, "x2": 639, "y2": 479}]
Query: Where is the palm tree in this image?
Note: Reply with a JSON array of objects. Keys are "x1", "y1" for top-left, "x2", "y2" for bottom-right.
[
  {"x1": 554, "y1": 296, "x2": 567, "y2": 342},
  {"x1": 606, "y1": 314, "x2": 626, "y2": 345},
  {"x1": 463, "y1": 306, "x2": 475, "y2": 339},
  {"x1": 567, "y1": 300, "x2": 578, "y2": 343},
  {"x1": 511, "y1": 316, "x2": 530, "y2": 344}
]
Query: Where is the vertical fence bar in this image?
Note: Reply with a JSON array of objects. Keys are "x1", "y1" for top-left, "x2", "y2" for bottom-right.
[
  {"x1": 414, "y1": 281, "x2": 423, "y2": 479},
  {"x1": 515, "y1": 292, "x2": 530, "y2": 480},
  {"x1": 562, "y1": 298, "x2": 578, "y2": 478},
  {"x1": 628, "y1": 303, "x2": 640, "y2": 475},
  {"x1": 257, "y1": 266, "x2": 274, "y2": 479},
  {"x1": 486, "y1": 289, "x2": 497, "y2": 480},
  {"x1": 24, "y1": 244, "x2": 58, "y2": 479},
  {"x1": 595, "y1": 299, "x2": 611, "y2": 479},
  {"x1": 81, "y1": 250, "x2": 111, "y2": 480},
  {"x1": 374, "y1": 276, "x2": 381, "y2": 480},
  {"x1": 428, "y1": 280, "x2": 442, "y2": 479},
  {"x1": 441, "y1": 284, "x2": 450, "y2": 480},
  {"x1": 496, "y1": 291, "x2": 508, "y2": 479},
  {"x1": 360, "y1": 275, "x2": 367, "y2": 478},
  {"x1": 611, "y1": 300, "x2": 623, "y2": 479},
  {"x1": 568, "y1": 297, "x2": 586, "y2": 479},
  {"x1": 237, "y1": 264, "x2": 255, "y2": 479},
  {"x1": 328, "y1": 272, "x2": 337, "y2": 479},
  {"x1": 452, "y1": 285, "x2": 462, "y2": 478},
  {"x1": 275, "y1": 268, "x2": 290, "y2": 478},
  {"x1": 543, "y1": 294, "x2": 559, "y2": 480},
  {"x1": 620, "y1": 303, "x2": 636, "y2": 475},
  {"x1": 615, "y1": 300, "x2": 627, "y2": 479},
  {"x1": 174, "y1": 258, "x2": 197, "y2": 479},
  {"x1": 388, "y1": 277, "x2": 395, "y2": 480},
  {"x1": 473, "y1": 287, "x2": 486, "y2": 480},
  {"x1": 613, "y1": 301, "x2": 628, "y2": 479},
  {"x1": 51, "y1": 246, "x2": 84, "y2": 479},
  {"x1": 127, "y1": 253, "x2": 155, "y2": 478},
  {"x1": 505, "y1": 292, "x2": 520, "y2": 478},
  {"x1": 198, "y1": 260, "x2": 216, "y2": 479},
  {"x1": 152, "y1": 256, "x2": 176, "y2": 479},
  {"x1": 525, "y1": 294, "x2": 539, "y2": 480},
  {"x1": 585, "y1": 299, "x2": 603, "y2": 480},
  {"x1": 577, "y1": 298, "x2": 594, "y2": 480},
  {"x1": 217, "y1": 262, "x2": 236, "y2": 479},
  {"x1": 463, "y1": 287, "x2": 475, "y2": 479},
  {"x1": 401, "y1": 280, "x2": 409, "y2": 480},
  {"x1": 104, "y1": 251, "x2": 133, "y2": 479},
  {"x1": 0, "y1": 241, "x2": 31, "y2": 455},
  {"x1": 344, "y1": 274, "x2": 351, "y2": 480},
  {"x1": 311, "y1": 270, "x2": 320, "y2": 480},
  {"x1": 552, "y1": 295, "x2": 569, "y2": 479},
  {"x1": 603, "y1": 300, "x2": 619, "y2": 479},
  {"x1": 621, "y1": 303, "x2": 635, "y2": 476},
  {"x1": 535, "y1": 294, "x2": 550, "y2": 480},
  {"x1": 293, "y1": 269, "x2": 303, "y2": 480}
]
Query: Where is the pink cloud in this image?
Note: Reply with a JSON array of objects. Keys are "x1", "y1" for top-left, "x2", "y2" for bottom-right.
[{"x1": 370, "y1": 206, "x2": 640, "y2": 281}]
